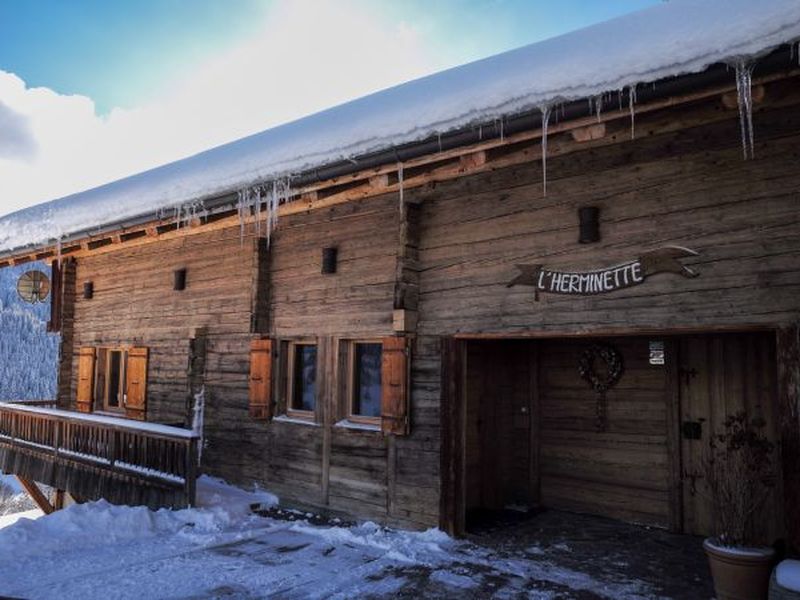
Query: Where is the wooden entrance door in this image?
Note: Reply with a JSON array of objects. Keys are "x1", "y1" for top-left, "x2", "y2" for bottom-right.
[
  {"x1": 678, "y1": 332, "x2": 782, "y2": 540},
  {"x1": 537, "y1": 337, "x2": 672, "y2": 528},
  {"x1": 464, "y1": 341, "x2": 536, "y2": 515}
]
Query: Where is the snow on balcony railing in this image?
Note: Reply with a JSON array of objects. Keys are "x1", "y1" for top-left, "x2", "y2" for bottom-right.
[{"x1": 0, "y1": 402, "x2": 199, "y2": 505}]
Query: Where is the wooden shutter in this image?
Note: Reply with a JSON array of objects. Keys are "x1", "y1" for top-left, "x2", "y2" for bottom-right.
[
  {"x1": 249, "y1": 338, "x2": 273, "y2": 420},
  {"x1": 94, "y1": 348, "x2": 108, "y2": 411},
  {"x1": 76, "y1": 347, "x2": 96, "y2": 413},
  {"x1": 125, "y1": 347, "x2": 149, "y2": 421},
  {"x1": 381, "y1": 336, "x2": 410, "y2": 435}
]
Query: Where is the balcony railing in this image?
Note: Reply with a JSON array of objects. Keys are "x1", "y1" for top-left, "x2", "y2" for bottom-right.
[{"x1": 0, "y1": 402, "x2": 199, "y2": 509}]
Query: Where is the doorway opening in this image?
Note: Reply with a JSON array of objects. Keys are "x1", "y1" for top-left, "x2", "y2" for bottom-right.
[{"x1": 459, "y1": 331, "x2": 782, "y2": 540}]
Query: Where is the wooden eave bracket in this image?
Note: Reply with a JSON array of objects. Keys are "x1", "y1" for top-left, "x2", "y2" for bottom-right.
[
  {"x1": 459, "y1": 150, "x2": 487, "y2": 170},
  {"x1": 570, "y1": 123, "x2": 607, "y2": 143},
  {"x1": 721, "y1": 85, "x2": 766, "y2": 110}
]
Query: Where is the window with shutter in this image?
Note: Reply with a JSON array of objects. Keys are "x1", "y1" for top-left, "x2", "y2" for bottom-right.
[
  {"x1": 249, "y1": 338, "x2": 273, "y2": 420},
  {"x1": 381, "y1": 336, "x2": 410, "y2": 435},
  {"x1": 76, "y1": 347, "x2": 96, "y2": 413}
]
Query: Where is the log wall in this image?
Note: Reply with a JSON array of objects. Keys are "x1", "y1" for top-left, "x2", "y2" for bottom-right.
[
  {"x1": 56, "y1": 75, "x2": 800, "y2": 538},
  {"x1": 423, "y1": 81, "x2": 800, "y2": 540},
  {"x1": 67, "y1": 227, "x2": 258, "y2": 426}
]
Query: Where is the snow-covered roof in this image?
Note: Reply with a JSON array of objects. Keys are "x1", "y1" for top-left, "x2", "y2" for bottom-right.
[{"x1": 1, "y1": 0, "x2": 799, "y2": 255}]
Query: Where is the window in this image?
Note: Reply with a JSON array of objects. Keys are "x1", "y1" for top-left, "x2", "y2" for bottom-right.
[
  {"x1": 287, "y1": 342, "x2": 317, "y2": 418},
  {"x1": 105, "y1": 349, "x2": 127, "y2": 410},
  {"x1": 87, "y1": 346, "x2": 149, "y2": 420},
  {"x1": 349, "y1": 342, "x2": 382, "y2": 424}
]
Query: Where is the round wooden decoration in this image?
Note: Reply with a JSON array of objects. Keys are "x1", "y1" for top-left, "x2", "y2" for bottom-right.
[
  {"x1": 17, "y1": 270, "x2": 51, "y2": 304},
  {"x1": 578, "y1": 344, "x2": 624, "y2": 394},
  {"x1": 578, "y1": 343, "x2": 624, "y2": 432}
]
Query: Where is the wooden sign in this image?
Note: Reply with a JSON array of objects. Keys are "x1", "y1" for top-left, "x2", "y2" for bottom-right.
[{"x1": 508, "y1": 246, "x2": 699, "y2": 299}]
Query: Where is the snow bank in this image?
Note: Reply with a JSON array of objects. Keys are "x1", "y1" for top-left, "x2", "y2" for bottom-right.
[
  {"x1": 288, "y1": 519, "x2": 452, "y2": 564},
  {"x1": 0, "y1": 508, "x2": 42, "y2": 529},
  {"x1": 1, "y1": 0, "x2": 799, "y2": 253},
  {"x1": 0, "y1": 475, "x2": 275, "y2": 561}
]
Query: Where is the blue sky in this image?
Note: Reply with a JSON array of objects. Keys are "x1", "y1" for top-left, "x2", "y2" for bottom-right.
[
  {"x1": 0, "y1": 0, "x2": 658, "y2": 113},
  {"x1": 0, "y1": 0, "x2": 659, "y2": 216}
]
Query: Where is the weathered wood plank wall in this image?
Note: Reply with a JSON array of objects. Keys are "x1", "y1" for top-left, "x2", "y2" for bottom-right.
[
  {"x1": 424, "y1": 82, "x2": 800, "y2": 537},
  {"x1": 56, "y1": 76, "x2": 799, "y2": 536},
  {"x1": 260, "y1": 193, "x2": 439, "y2": 527},
  {"x1": 67, "y1": 227, "x2": 258, "y2": 426},
  {"x1": 415, "y1": 84, "x2": 800, "y2": 337}
]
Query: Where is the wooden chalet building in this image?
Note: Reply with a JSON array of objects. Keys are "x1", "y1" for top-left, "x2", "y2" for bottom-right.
[{"x1": 0, "y1": 0, "x2": 799, "y2": 550}]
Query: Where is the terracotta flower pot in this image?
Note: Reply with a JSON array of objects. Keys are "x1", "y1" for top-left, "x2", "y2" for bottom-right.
[{"x1": 704, "y1": 538, "x2": 775, "y2": 600}]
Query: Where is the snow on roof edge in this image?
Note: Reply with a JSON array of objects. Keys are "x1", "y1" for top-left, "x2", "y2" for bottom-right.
[{"x1": 1, "y1": 0, "x2": 799, "y2": 254}]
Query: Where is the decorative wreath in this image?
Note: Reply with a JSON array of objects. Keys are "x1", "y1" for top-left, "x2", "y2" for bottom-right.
[{"x1": 578, "y1": 344, "x2": 624, "y2": 395}]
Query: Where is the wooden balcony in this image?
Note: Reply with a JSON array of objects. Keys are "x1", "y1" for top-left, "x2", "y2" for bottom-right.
[{"x1": 0, "y1": 402, "x2": 199, "y2": 510}]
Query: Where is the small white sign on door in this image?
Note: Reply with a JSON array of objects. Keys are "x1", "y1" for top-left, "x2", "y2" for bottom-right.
[{"x1": 649, "y1": 340, "x2": 665, "y2": 365}]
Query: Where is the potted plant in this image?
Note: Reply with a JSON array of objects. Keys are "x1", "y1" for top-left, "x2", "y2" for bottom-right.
[{"x1": 702, "y1": 411, "x2": 777, "y2": 600}]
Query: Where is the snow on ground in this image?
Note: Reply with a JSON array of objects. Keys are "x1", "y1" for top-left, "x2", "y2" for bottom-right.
[
  {"x1": 0, "y1": 477, "x2": 659, "y2": 599},
  {"x1": 0, "y1": 508, "x2": 43, "y2": 529},
  {"x1": 0, "y1": 0, "x2": 799, "y2": 254}
]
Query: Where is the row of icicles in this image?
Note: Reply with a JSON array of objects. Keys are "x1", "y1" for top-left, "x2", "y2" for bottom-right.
[
  {"x1": 207, "y1": 56, "x2": 765, "y2": 243},
  {"x1": 235, "y1": 178, "x2": 291, "y2": 247},
  {"x1": 504, "y1": 58, "x2": 759, "y2": 198}
]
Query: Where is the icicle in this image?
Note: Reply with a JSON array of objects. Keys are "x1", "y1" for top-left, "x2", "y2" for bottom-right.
[
  {"x1": 594, "y1": 94, "x2": 603, "y2": 122},
  {"x1": 628, "y1": 84, "x2": 638, "y2": 140},
  {"x1": 734, "y1": 61, "x2": 756, "y2": 159},
  {"x1": 263, "y1": 178, "x2": 286, "y2": 249},
  {"x1": 174, "y1": 200, "x2": 208, "y2": 230},
  {"x1": 398, "y1": 162, "x2": 404, "y2": 207},
  {"x1": 55, "y1": 237, "x2": 62, "y2": 266},
  {"x1": 237, "y1": 189, "x2": 247, "y2": 246},
  {"x1": 540, "y1": 105, "x2": 551, "y2": 198},
  {"x1": 437, "y1": 133, "x2": 442, "y2": 153},
  {"x1": 254, "y1": 187, "x2": 262, "y2": 239},
  {"x1": 498, "y1": 118, "x2": 505, "y2": 142},
  {"x1": 192, "y1": 387, "x2": 205, "y2": 465},
  {"x1": 478, "y1": 125, "x2": 483, "y2": 141}
]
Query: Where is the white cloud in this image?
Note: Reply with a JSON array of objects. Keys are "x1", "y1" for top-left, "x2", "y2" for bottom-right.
[{"x1": 0, "y1": 0, "x2": 452, "y2": 217}]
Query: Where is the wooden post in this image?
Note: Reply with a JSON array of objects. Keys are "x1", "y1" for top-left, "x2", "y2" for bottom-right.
[
  {"x1": 440, "y1": 337, "x2": 466, "y2": 536},
  {"x1": 777, "y1": 324, "x2": 800, "y2": 553},
  {"x1": 15, "y1": 477, "x2": 55, "y2": 515},
  {"x1": 665, "y1": 338, "x2": 684, "y2": 532},
  {"x1": 185, "y1": 438, "x2": 198, "y2": 508}
]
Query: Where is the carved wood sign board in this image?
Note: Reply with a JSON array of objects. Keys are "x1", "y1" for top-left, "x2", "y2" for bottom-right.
[{"x1": 508, "y1": 246, "x2": 699, "y2": 300}]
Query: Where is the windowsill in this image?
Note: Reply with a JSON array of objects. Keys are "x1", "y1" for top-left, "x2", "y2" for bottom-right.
[
  {"x1": 273, "y1": 414, "x2": 320, "y2": 427},
  {"x1": 94, "y1": 410, "x2": 126, "y2": 418},
  {"x1": 334, "y1": 419, "x2": 381, "y2": 432}
]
